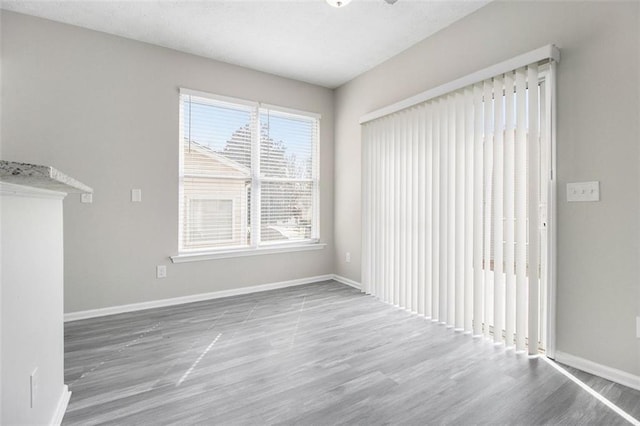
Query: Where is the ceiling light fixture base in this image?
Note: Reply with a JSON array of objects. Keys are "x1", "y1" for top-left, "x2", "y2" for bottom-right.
[{"x1": 326, "y1": 0, "x2": 352, "y2": 8}]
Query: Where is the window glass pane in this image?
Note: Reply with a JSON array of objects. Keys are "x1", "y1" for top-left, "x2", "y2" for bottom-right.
[
  {"x1": 181, "y1": 95, "x2": 252, "y2": 250},
  {"x1": 260, "y1": 181, "x2": 313, "y2": 243},
  {"x1": 188, "y1": 198, "x2": 233, "y2": 243},
  {"x1": 259, "y1": 110, "x2": 315, "y2": 179},
  {"x1": 183, "y1": 178, "x2": 250, "y2": 249},
  {"x1": 183, "y1": 97, "x2": 253, "y2": 175}
]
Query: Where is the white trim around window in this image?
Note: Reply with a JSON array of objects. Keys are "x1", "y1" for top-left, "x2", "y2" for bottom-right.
[{"x1": 170, "y1": 241, "x2": 326, "y2": 263}]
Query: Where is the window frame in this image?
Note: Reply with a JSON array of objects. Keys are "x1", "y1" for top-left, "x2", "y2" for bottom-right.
[{"x1": 174, "y1": 88, "x2": 322, "y2": 262}]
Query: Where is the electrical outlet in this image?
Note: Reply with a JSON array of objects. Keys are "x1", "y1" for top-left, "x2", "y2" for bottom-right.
[
  {"x1": 30, "y1": 368, "x2": 38, "y2": 409},
  {"x1": 156, "y1": 265, "x2": 167, "y2": 279},
  {"x1": 345, "y1": 252, "x2": 351, "y2": 263}
]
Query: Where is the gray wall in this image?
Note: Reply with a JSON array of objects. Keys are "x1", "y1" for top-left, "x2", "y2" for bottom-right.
[
  {"x1": 1, "y1": 11, "x2": 335, "y2": 313},
  {"x1": 334, "y1": 1, "x2": 640, "y2": 376}
]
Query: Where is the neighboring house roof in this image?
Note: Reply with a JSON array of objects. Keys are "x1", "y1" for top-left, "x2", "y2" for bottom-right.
[{"x1": 184, "y1": 140, "x2": 250, "y2": 178}]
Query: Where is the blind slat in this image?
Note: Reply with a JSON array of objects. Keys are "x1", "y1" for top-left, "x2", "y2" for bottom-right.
[
  {"x1": 440, "y1": 98, "x2": 449, "y2": 325},
  {"x1": 482, "y1": 80, "x2": 493, "y2": 338},
  {"x1": 432, "y1": 100, "x2": 441, "y2": 320},
  {"x1": 464, "y1": 86, "x2": 475, "y2": 333},
  {"x1": 400, "y1": 112, "x2": 408, "y2": 309},
  {"x1": 412, "y1": 109, "x2": 420, "y2": 312},
  {"x1": 504, "y1": 71, "x2": 516, "y2": 347},
  {"x1": 455, "y1": 91, "x2": 465, "y2": 331},
  {"x1": 447, "y1": 94, "x2": 457, "y2": 327},
  {"x1": 493, "y1": 75, "x2": 506, "y2": 344},
  {"x1": 527, "y1": 65, "x2": 540, "y2": 355},
  {"x1": 472, "y1": 82, "x2": 484, "y2": 336},
  {"x1": 425, "y1": 104, "x2": 434, "y2": 319},
  {"x1": 418, "y1": 105, "x2": 427, "y2": 316},
  {"x1": 515, "y1": 67, "x2": 528, "y2": 351}
]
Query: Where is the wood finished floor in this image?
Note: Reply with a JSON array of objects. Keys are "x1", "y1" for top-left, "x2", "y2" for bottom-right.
[{"x1": 63, "y1": 280, "x2": 638, "y2": 425}]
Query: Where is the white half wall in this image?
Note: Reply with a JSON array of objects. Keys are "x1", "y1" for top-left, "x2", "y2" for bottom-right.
[
  {"x1": 334, "y1": 1, "x2": 640, "y2": 377},
  {"x1": 1, "y1": 188, "x2": 68, "y2": 425},
  {"x1": 0, "y1": 11, "x2": 335, "y2": 313}
]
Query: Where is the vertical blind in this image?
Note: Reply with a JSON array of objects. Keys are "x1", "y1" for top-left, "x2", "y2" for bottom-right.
[
  {"x1": 361, "y1": 61, "x2": 552, "y2": 354},
  {"x1": 179, "y1": 91, "x2": 320, "y2": 252}
]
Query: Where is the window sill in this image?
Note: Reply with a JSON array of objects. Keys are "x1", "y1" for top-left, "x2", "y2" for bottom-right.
[{"x1": 170, "y1": 242, "x2": 326, "y2": 263}]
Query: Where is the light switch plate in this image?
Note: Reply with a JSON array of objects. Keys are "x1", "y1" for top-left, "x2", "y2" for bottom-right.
[
  {"x1": 131, "y1": 189, "x2": 142, "y2": 202},
  {"x1": 81, "y1": 193, "x2": 93, "y2": 203},
  {"x1": 567, "y1": 181, "x2": 599, "y2": 202}
]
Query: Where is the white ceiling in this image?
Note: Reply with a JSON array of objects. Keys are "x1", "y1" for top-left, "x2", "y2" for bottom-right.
[{"x1": 1, "y1": 0, "x2": 490, "y2": 88}]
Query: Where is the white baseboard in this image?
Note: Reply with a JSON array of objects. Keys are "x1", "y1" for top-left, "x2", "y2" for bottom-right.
[
  {"x1": 51, "y1": 385, "x2": 71, "y2": 426},
  {"x1": 554, "y1": 351, "x2": 640, "y2": 392},
  {"x1": 64, "y1": 274, "x2": 335, "y2": 322},
  {"x1": 332, "y1": 274, "x2": 361, "y2": 290}
]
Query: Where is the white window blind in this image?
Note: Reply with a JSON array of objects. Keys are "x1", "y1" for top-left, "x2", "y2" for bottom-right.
[
  {"x1": 187, "y1": 198, "x2": 234, "y2": 244},
  {"x1": 361, "y1": 49, "x2": 556, "y2": 355},
  {"x1": 179, "y1": 91, "x2": 320, "y2": 253},
  {"x1": 259, "y1": 109, "x2": 318, "y2": 244}
]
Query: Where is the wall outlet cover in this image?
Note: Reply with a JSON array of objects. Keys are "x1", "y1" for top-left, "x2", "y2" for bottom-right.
[
  {"x1": 156, "y1": 265, "x2": 167, "y2": 279},
  {"x1": 132, "y1": 189, "x2": 142, "y2": 202}
]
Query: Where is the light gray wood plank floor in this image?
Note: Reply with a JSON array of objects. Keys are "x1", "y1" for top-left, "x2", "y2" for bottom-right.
[{"x1": 63, "y1": 280, "x2": 639, "y2": 425}]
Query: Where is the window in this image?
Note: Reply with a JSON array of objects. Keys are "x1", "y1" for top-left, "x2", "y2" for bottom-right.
[{"x1": 179, "y1": 90, "x2": 320, "y2": 254}]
